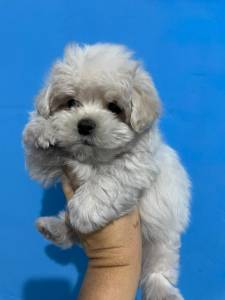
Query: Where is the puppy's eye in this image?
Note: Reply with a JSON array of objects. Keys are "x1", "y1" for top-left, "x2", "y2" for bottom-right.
[
  {"x1": 107, "y1": 102, "x2": 122, "y2": 115},
  {"x1": 67, "y1": 98, "x2": 80, "y2": 109}
]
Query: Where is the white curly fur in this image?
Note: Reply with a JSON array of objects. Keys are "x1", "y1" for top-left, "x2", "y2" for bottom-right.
[{"x1": 23, "y1": 43, "x2": 191, "y2": 300}]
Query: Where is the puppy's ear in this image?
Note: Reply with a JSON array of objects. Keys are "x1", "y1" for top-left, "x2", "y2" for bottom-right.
[
  {"x1": 64, "y1": 43, "x2": 80, "y2": 66},
  {"x1": 35, "y1": 86, "x2": 51, "y2": 118},
  {"x1": 130, "y1": 67, "x2": 161, "y2": 133}
]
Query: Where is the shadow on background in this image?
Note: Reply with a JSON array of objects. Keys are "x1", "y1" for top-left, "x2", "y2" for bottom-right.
[
  {"x1": 23, "y1": 278, "x2": 73, "y2": 300},
  {"x1": 23, "y1": 184, "x2": 88, "y2": 300}
]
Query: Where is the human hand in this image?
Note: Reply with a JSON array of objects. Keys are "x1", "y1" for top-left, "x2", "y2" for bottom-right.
[{"x1": 62, "y1": 171, "x2": 142, "y2": 300}]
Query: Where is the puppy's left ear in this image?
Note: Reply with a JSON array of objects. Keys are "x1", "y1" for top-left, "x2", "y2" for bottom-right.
[{"x1": 130, "y1": 67, "x2": 161, "y2": 133}]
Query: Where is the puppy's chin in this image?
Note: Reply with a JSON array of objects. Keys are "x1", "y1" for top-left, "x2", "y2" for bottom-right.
[{"x1": 70, "y1": 144, "x2": 94, "y2": 162}]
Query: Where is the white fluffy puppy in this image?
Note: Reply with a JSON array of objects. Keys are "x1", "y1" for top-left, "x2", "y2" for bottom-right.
[{"x1": 23, "y1": 43, "x2": 190, "y2": 300}]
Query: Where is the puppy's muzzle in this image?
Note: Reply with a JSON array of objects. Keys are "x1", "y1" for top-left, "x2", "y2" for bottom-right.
[{"x1": 78, "y1": 118, "x2": 96, "y2": 136}]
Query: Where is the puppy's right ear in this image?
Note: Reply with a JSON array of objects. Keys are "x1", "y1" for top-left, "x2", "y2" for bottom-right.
[{"x1": 35, "y1": 86, "x2": 51, "y2": 118}]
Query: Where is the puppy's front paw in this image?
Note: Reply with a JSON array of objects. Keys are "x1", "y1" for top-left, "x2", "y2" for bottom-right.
[
  {"x1": 36, "y1": 217, "x2": 59, "y2": 241},
  {"x1": 36, "y1": 216, "x2": 76, "y2": 248},
  {"x1": 23, "y1": 123, "x2": 56, "y2": 149},
  {"x1": 35, "y1": 133, "x2": 56, "y2": 149},
  {"x1": 68, "y1": 200, "x2": 101, "y2": 234}
]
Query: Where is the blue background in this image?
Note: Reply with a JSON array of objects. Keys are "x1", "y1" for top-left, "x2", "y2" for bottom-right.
[{"x1": 0, "y1": 1, "x2": 224, "y2": 299}]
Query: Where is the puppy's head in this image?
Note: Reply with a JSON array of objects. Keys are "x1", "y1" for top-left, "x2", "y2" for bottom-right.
[{"x1": 36, "y1": 43, "x2": 161, "y2": 161}]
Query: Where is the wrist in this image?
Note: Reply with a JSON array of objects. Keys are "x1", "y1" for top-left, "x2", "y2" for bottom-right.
[{"x1": 78, "y1": 210, "x2": 142, "y2": 300}]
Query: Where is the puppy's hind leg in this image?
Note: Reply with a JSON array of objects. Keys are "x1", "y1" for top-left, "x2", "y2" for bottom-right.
[
  {"x1": 36, "y1": 211, "x2": 78, "y2": 249},
  {"x1": 141, "y1": 238, "x2": 184, "y2": 300}
]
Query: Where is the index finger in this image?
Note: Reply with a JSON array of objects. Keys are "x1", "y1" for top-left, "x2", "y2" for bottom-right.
[{"x1": 61, "y1": 174, "x2": 75, "y2": 201}]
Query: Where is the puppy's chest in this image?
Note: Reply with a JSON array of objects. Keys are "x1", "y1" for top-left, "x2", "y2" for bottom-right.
[
  {"x1": 67, "y1": 155, "x2": 154, "y2": 189},
  {"x1": 67, "y1": 160, "x2": 96, "y2": 184}
]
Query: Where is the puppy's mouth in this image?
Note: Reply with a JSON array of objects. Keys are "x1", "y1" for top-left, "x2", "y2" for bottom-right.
[{"x1": 81, "y1": 139, "x2": 94, "y2": 146}]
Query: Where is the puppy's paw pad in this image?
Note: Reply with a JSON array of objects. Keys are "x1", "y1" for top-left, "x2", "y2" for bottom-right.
[
  {"x1": 36, "y1": 219, "x2": 54, "y2": 240},
  {"x1": 36, "y1": 217, "x2": 61, "y2": 242}
]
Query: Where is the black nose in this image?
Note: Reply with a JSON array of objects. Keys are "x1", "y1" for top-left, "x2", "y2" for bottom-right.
[{"x1": 78, "y1": 118, "x2": 96, "y2": 135}]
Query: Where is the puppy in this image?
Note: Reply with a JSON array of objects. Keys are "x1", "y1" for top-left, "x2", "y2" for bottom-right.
[{"x1": 23, "y1": 43, "x2": 191, "y2": 300}]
